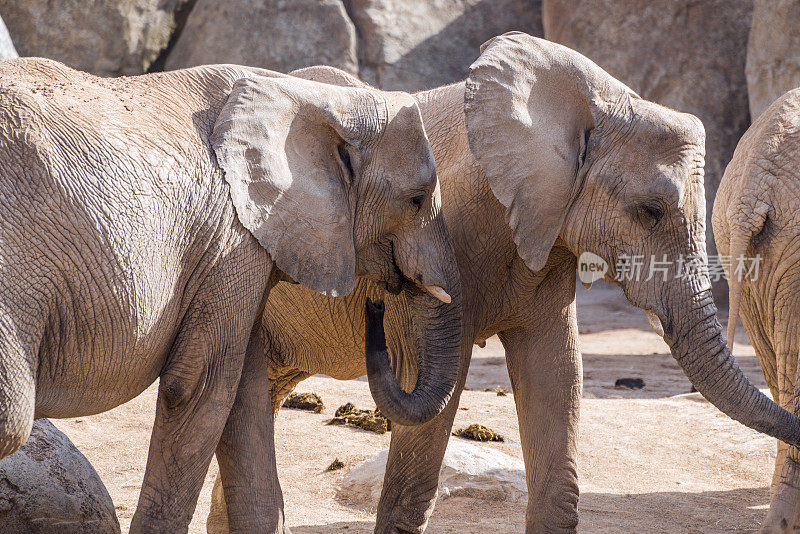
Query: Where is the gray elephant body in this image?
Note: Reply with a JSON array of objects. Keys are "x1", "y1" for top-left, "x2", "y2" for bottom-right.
[
  {"x1": 1, "y1": 58, "x2": 267, "y2": 420},
  {"x1": 0, "y1": 58, "x2": 464, "y2": 533},
  {"x1": 713, "y1": 87, "x2": 800, "y2": 534},
  {"x1": 211, "y1": 34, "x2": 800, "y2": 533}
]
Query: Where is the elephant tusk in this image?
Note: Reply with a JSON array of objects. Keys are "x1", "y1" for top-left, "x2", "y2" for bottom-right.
[
  {"x1": 422, "y1": 284, "x2": 451, "y2": 304},
  {"x1": 644, "y1": 309, "x2": 664, "y2": 337}
]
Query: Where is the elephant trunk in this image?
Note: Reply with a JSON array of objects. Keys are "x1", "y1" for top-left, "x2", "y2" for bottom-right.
[
  {"x1": 364, "y1": 263, "x2": 462, "y2": 426},
  {"x1": 664, "y1": 283, "x2": 800, "y2": 446}
]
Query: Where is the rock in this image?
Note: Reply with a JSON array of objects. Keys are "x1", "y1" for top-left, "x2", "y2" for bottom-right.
[
  {"x1": 1, "y1": 0, "x2": 190, "y2": 75},
  {"x1": 338, "y1": 440, "x2": 526, "y2": 510},
  {"x1": 164, "y1": 0, "x2": 358, "y2": 74},
  {"x1": 0, "y1": 419, "x2": 119, "y2": 533},
  {"x1": 346, "y1": 0, "x2": 542, "y2": 90},
  {"x1": 746, "y1": 0, "x2": 800, "y2": 119},
  {"x1": 0, "y1": 16, "x2": 17, "y2": 60},
  {"x1": 542, "y1": 0, "x2": 754, "y2": 256}
]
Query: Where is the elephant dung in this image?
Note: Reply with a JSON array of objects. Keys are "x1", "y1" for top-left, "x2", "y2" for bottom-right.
[
  {"x1": 283, "y1": 392, "x2": 325, "y2": 413},
  {"x1": 0, "y1": 419, "x2": 120, "y2": 533},
  {"x1": 326, "y1": 458, "x2": 345, "y2": 472},
  {"x1": 452, "y1": 423, "x2": 504, "y2": 442},
  {"x1": 338, "y1": 440, "x2": 526, "y2": 510},
  {"x1": 328, "y1": 402, "x2": 391, "y2": 434},
  {"x1": 746, "y1": 0, "x2": 800, "y2": 119}
]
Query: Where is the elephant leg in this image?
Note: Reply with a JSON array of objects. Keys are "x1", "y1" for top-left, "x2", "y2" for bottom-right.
[
  {"x1": 207, "y1": 360, "x2": 309, "y2": 533},
  {"x1": 0, "y1": 310, "x2": 39, "y2": 459},
  {"x1": 374, "y1": 341, "x2": 472, "y2": 533},
  {"x1": 130, "y1": 266, "x2": 267, "y2": 533},
  {"x1": 498, "y1": 301, "x2": 581, "y2": 533},
  {"x1": 762, "y1": 383, "x2": 800, "y2": 534},
  {"x1": 213, "y1": 332, "x2": 290, "y2": 534},
  {"x1": 773, "y1": 440, "x2": 790, "y2": 499}
]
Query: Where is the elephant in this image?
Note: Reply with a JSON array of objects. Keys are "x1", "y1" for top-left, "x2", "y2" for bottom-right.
[
  {"x1": 713, "y1": 86, "x2": 800, "y2": 534},
  {"x1": 207, "y1": 32, "x2": 800, "y2": 533},
  {"x1": 0, "y1": 57, "x2": 464, "y2": 533}
]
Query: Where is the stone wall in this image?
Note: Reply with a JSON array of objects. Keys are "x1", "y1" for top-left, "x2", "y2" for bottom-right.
[
  {"x1": 0, "y1": 0, "x2": 543, "y2": 90},
  {"x1": 746, "y1": 0, "x2": 800, "y2": 119}
]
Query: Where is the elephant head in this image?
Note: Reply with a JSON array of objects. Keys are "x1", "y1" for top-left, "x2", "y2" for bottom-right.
[
  {"x1": 464, "y1": 32, "x2": 800, "y2": 445},
  {"x1": 210, "y1": 75, "x2": 462, "y2": 425}
]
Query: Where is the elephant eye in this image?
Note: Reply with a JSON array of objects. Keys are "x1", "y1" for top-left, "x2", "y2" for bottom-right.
[
  {"x1": 411, "y1": 193, "x2": 425, "y2": 211},
  {"x1": 337, "y1": 144, "x2": 354, "y2": 179},
  {"x1": 637, "y1": 203, "x2": 664, "y2": 229}
]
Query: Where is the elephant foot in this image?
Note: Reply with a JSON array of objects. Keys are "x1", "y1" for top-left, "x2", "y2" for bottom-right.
[
  {"x1": 374, "y1": 511, "x2": 428, "y2": 534},
  {"x1": 374, "y1": 526, "x2": 423, "y2": 534},
  {"x1": 759, "y1": 520, "x2": 792, "y2": 534},
  {"x1": 525, "y1": 521, "x2": 577, "y2": 534},
  {"x1": 760, "y1": 501, "x2": 800, "y2": 533}
]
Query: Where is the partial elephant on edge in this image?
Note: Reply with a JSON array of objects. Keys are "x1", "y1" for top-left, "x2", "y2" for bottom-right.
[
  {"x1": 713, "y1": 86, "x2": 800, "y2": 534},
  {"x1": 209, "y1": 33, "x2": 800, "y2": 533},
  {"x1": 0, "y1": 58, "x2": 463, "y2": 533}
]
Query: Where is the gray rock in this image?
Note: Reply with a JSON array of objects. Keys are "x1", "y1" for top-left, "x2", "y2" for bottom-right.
[
  {"x1": 164, "y1": 0, "x2": 358, "y2": 74},
  {"x1": 0, "y1": 0, "x2": 190, "y2": 75},
  {"x1": 0, "y1": 15, "x2": 17, "y2": 60},
  {"x1": 543, "y1": 0, "x2": 754, "y2": 256},
  {"x1": 338, "y1": 439, "x2": 527, "y2": 511},
  {"x1": 0, "y1": 419, "x2": 119, "y2": 534},
  {"x1": 746, "y1": 0, "x2": 800, "y2": 119},
  {"x1": 346, "y1": 0, "x2": 542, "y2": 90}
]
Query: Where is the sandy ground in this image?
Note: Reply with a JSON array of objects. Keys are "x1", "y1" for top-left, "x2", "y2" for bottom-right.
[{"x1": 53, "y1": 282, "x2": 776, "y2": 533}]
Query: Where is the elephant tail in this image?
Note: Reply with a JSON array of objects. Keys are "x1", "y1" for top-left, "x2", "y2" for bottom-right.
[{"x1": 725, "y1": 233, "x2": 750, "y2": 351}]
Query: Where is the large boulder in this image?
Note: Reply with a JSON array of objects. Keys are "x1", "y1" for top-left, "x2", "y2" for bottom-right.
[
  {"x1": 0, "y1": 15, "x2": 17, "y2": 60},
  {"x1": 0, "y1": 419, "x2": 119, "y2": 533},
  {"x1": 338, "y1": 439, "x2": 527, "y2": 510},
  {"x1": 164, "y1": 0, "x2": 358, "y2": 74},
  {"x1": 0, "y1": 0, "x2": 190, "y2": 75},
  {"x1": 346, "y1": 0, "x2": 542, "y2": 90},
  {"x1": 543, "y1": 0, "x2": 754, "y2": 256},
  {"x1": 746, "y1": 0, "x2": 800, "y2": 119}
]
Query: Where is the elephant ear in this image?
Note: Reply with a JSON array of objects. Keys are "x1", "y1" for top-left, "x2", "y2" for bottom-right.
[
  {"x1": 465, "y1": 32, "x2": 635, "y2": 272},
  {"x1": 211, "y1": 75, "x2": 385, "y2": 297}
]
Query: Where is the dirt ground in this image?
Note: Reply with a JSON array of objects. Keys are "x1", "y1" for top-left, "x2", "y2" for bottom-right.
[{"x1": 54, "y1": 282, "x2": 776, "y2": 533}]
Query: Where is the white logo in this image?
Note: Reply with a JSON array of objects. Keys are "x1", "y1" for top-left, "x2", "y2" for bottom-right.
[{"x1": 577, "y1": 251, "x2": 608, "y2": 285}]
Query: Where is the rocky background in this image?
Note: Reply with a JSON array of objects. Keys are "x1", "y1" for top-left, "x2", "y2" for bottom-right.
[{"x1": 0, "y1": 0, "x2": 798, "y2": 257}]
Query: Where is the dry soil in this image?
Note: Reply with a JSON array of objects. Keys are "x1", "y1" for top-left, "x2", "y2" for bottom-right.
[{"x1": 54, "y1": 282, "x2": 774, "y2": 533}]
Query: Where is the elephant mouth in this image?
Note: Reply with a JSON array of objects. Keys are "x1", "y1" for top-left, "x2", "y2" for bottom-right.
[
  {"x1": 384, "y1": 242, "x2": 409, "y2": 295},
  {"x1": 371, "y1": 242, "x2": 451, "y2": 303}
]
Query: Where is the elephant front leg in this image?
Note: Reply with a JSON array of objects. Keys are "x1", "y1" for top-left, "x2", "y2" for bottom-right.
[
  {"x1": 499, "y1": 304, "x2": 582, "y2": 533},
  {"x1": 374, "y1": 342, "x2": 472, "y2": 533},
  {"x1": 212, "y1": 332, "x2": 290, "y2": 534},
  {"x1": 762, "y1": 445, "x2": 800, "y2": 534},
  {"x1": 129, "y1": 332, "x2": 245, "y2": 533},
  {"x1": 762, "y1": 385, "x2": 800, "y2": 534},
  {"x1": 130, "y1": 264, "x2": 268, "y2": 534}
]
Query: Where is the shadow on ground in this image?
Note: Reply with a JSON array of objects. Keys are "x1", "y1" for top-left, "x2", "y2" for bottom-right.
[{"x1": 291, "y1": 486, "x2": 769, "y2": 534}]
